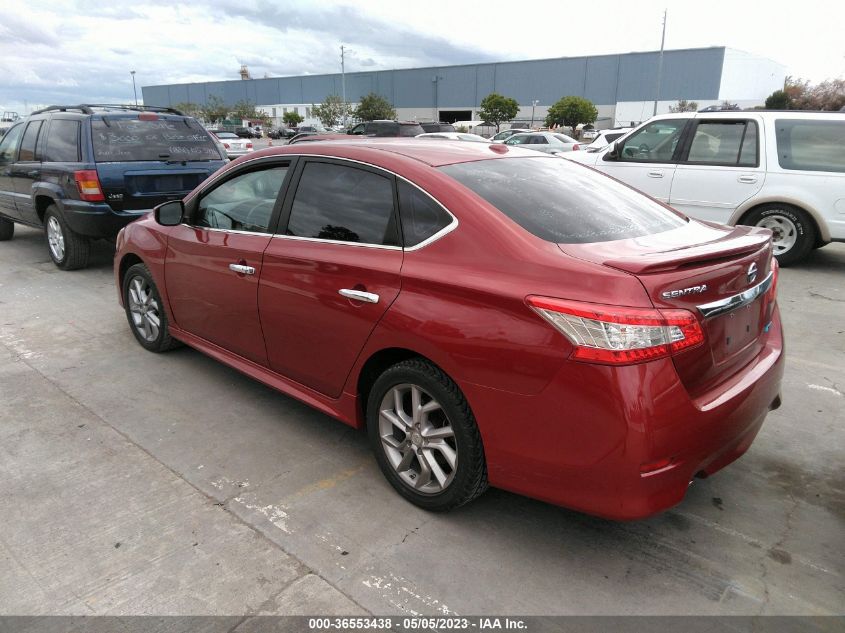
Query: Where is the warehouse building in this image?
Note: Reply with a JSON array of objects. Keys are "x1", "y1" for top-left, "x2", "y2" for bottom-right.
[{"x1": 141, "y1": 47, "x2": 785, "y2": 129}]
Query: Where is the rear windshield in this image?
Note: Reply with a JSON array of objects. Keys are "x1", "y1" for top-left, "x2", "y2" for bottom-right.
[
  {"x1": 399, "y1": 124, "x2": 425, "y2": 137},
  {"x1": 92, "y1": 116, "x2": 223, "y2": 162},
  {"x1": 440, "y1": 157, "x2": 687, "y2": 244}
]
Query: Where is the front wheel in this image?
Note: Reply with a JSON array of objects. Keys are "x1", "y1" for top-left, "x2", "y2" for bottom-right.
[
  {"x1": 743, "y1": 204, "x2": 815, "y2": 267},
  {"x1": 367, "y1": 359, "x2": 488, "y2": 511},
  {"x1": 44, "y1": 205, "x2": 90, "y2": 270},
  {"x1": 0, "y1": 216, "x2": 14, "y2": 241},
  {"x1": 123, "y1": 263, "x2": 180, "y2": 352}
]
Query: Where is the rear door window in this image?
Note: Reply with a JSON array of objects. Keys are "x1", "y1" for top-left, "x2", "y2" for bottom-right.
[
  {"x1": 440, "y1": 157, "x2": 686, "y2": 244},
  {"x1": 684, "y1": 120, "x2": 758, "y2": 166},
  {"x1": 92, "y1": 116, "x2": 222, "y2": 162},
  {"x1": 19, "y1": 121, "x2": 43, "y2": 161},
  {"x1": 286, "y1": 161, "x2": 399, "y2": 246},
  {"x1": 44, "y1": 120, "x2": 81, "y2": 162},
  {"x1": 774, "y1": 119, "x2": 845, "y2": 173}
]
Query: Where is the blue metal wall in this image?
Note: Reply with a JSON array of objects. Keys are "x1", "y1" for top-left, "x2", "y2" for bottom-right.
[{"x1": 142, "y1": 47, "x2": 726, "y2": 108}]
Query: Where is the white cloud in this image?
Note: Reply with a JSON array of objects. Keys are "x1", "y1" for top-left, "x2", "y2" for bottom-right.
[{"x1": 1, "y1": 0, "x2": 842, "y2": 114}]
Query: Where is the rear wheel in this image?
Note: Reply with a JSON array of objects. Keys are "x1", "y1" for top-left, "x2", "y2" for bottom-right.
[
  {"x1": 367, "y1": 359, "x2": 488, "y2": 511},
  {"x1": 743, "y1": 204, "x2": 815, "y2": 267},
  {"x1": 0, "y1": 217, "x2": 13, "y2": 241},
  {"x1": 123, "y1": 263, "x2": 180, "y2": 352},
  {"x1": 44, "y1": 205, "x2": 90, "y2": 270}
]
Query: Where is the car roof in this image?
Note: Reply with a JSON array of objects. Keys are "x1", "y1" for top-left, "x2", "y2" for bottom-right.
[{"x1": 235, "y1": 138, "x2": 536, "y2": 167}]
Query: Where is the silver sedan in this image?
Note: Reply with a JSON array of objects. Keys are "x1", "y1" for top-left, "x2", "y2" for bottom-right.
[
  {"x1": 210, "y1": 131, "x2": 254, "y2": 159},
  {"x1": 503, "y1": 132, "x2": 580, "y2": 154}
]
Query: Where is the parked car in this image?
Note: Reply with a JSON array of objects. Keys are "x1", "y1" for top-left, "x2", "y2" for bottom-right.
[
  {"x1": 268, "y1": 127, "x2": 297, "y2": 139},
  {"x1": 581, "y1": 124, "x2": 598, "y2": 140},
  {"x1": 234, "y1": 127, "x2": 253, "y2": 139},
  {"x1": 489, "y1": 128, "x2": 531, "y2": 143},
  {"x1": 415, "y1": 132, "x2": 489, "y2": 142},
  {"x1": 419, "y1": 122, "x2": 456, "y2": 134},
  {"x1": 348, "y1": 120, "x2": 425, "y2": 137},
  {"x1": 0, "y1": 104, "x2": 227, "y2": 269},
  {"x1": 504, "y1": 132, "x2": 580, "y2": 154},
  {"x1": 114, "y1": 140, "x2": 783, "y2": 519},
  {"x1": 584, "y1": 127, "x2": 633, "y2": 152},
  {"x1": 209, "y1": 130, "x2": 254, "y2": 159},
  {"x1": 565, "y1": 111, "x2": 845, "y2": 264}
]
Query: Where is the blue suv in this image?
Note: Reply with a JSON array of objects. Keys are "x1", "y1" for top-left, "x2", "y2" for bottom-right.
[{"x1": 0, "y1": 104, "x2": 227, "y2": 269}]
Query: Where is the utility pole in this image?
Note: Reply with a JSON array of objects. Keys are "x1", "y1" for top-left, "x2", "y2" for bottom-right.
[
  {"x1": 531, "y1": 100, "x2": 539, "y2": 128},
  {"x1": 130, "y1": 70, "x2": 138, "y2": 107},
  {"x1": 653, "y1": 9, "x2": 667, "y2": 116},
  {"x1": 341, "y1": 45, "x2": 347, "y2": 127}
]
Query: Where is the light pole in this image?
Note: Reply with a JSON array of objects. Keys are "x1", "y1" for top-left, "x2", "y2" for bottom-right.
[
  {"x1": 130, "y1": 70, "x2": 138, "y2": 107},
  {"x1": 531, "y1": 100, "x2": 539, "y2": 128},
  {"x1": 340, "y1": 45, "x2": 347, "y2": 126},
  {"x1": 432, "y1": 75, "x2": 443, "y2": 122},
  {"x1": 653, "y1": 9, "x2": 667, "y2": 116}
]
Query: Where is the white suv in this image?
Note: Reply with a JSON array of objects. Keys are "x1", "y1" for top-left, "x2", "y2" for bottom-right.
[{"x1": 566, "y1": 111, "x2": 845, "y2": 265}]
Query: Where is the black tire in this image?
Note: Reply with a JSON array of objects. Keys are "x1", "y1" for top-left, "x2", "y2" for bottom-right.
[
  {"x1": 0, "y1": 217, "x2": 13, "y2": 241},
  {"x1": 44, "y1": 205, "x2": 90, "y2": 270},
  {"x1": 122, "y1": 263, "x2": 180, "y2": 352},
  {"x1": 366, "y1": 358, "x2": 488, "y2": 512},
  {"x1": 742, "y1": 203, "x2": 816, "y2": 267}
]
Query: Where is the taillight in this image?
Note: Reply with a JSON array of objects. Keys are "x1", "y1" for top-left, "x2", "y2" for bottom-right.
[
  {"x1": 73, "y1": 170, "x2": 105, "y2": 202},
  {"x1": 138, "y1": 113, "x2": 159, "y2": 121},
  {"x1": 572, "y1": 144, "x2": 580, "y2": 151},
  {"x1": 223, "y1": 143, "x2": 230, "y2": 149},
  {"x1": 526, "y1": 296, "x2": 705, "y2": 365},
  {"x1": 246, "y1": 142, "x2": 253, "y2": 149}
]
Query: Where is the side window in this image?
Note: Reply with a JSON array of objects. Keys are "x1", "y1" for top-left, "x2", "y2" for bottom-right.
[
  {"x1": 775, "y1": 119, "x2": 845, "y2": 173},
  {"x1": 0, "y1": 124, "x2": 24, "y2": 163},
  {"x1": 397, "y1": 180, "x2": 453, "y2": 247},
  {"x1": 195, "y1": 166, "x2": 288, "y2": 233},
  {"x1": 18, "y1": 121, "x2": 44, "y2": 162},
  {"x1": 286, "y1": 161, "x2": 399, "y2": 246},
  {"x1": 350, "y1": 124, "x2": 366, "y2": 135},
  {"x1": 44, "y1": 120, "x2": 81, "y2": 162},
  {"x1": 686, "y1": 121, "x2": 758, "y2": 166},
  {"x1": 529, "y1": 136, "x2": 548, "y2": 145},
  {"x1": 618, "y1": 120, "x2": 687, "y2": 162}
]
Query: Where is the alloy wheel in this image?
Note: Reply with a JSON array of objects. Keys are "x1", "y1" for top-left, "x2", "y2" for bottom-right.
[
  {"x1": 378, "y1": 383, "x2": 457, "y2": 495},
  {"x1": 127, "y1": 275, "x2": 161, "y2": 342},
  {"x1": 47, "y1": 216, "x2": 65, "y2": 261}
]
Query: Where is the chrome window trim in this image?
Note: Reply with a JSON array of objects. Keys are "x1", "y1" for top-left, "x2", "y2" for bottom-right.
[
  {"x1": 696, "y1": 271, "x2": 774, "y2": 319},
  {"x1": 187, "y1": 152, "x2": 459, "y2": 249},
  {"x1": 272, "y1": 234, "x2": 402, "y2": 250},
  {"x1": 179, "y1": 225, "x2": 272, "y2": 237}
]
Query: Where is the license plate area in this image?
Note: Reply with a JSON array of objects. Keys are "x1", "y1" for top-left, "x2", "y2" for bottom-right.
[{"x1": 710, "y1": 295, "x2": 766, "y2": 364}]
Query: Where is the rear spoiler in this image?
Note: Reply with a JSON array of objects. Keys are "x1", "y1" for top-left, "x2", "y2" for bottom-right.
[{"x1": 604, "y1": 228, "x2": 771, "y2": 274}]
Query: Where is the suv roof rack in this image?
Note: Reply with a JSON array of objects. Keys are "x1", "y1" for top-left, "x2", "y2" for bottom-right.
[{"x1": 31, "y1": 104, "x2": 186, "y2": 116}]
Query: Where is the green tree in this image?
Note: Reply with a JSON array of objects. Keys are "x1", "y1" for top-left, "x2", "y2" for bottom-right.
[
  {"x1": 545, "y1": 96, "x2": 598, "y2": 137},
  {"x1": 173, "y1": 102, "x2": 203, "y2": 119},
  {"x1": 478, "y1": 92, "x2": 519, "y2": 132},
  {"x1": 200, "y1": 95, "x2": 228, "y2": 125},
  {"x1": 232, "y1": 99, "x2": 260, "y2": 121},
  {"x1": 312, "y1": 94, "x2": 352, "y2": 128},
  {"x1": 765, "y1": 90, "x2": 791, "y2": 109},
  {"x1": 283, "y1": 111, "x2": 304, "y2": 127},
  {"x1": 354, "y1": 92, "x2": 396, "y2": 121},
  {"x1": 669, "y1": 99, "x2": 699, "y2": 113}
]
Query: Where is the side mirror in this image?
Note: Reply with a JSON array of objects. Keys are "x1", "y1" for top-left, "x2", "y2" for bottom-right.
[
  {"x1": 154, "y1": 200, "x2": 184, "y2": 226},
  {"x1": 604, "y1": 141, "x2": 620, "y2": 161}
]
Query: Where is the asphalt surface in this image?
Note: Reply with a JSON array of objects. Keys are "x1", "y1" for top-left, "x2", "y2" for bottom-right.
[{"x1": 0, "y1": 226, "x2": 843, "y2": 616}]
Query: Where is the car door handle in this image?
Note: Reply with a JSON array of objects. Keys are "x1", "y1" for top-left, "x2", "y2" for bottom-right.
[
  {"x1": 339, "y1": 289, "x2": 379, "y2": 304},
  {"x1": 647, "y1": 170, "x2": 664, "y2": 178},
  {"x1": 229, "y1": 263, "x2": 255, "y2": 275},
  {"x1": 738, "y1": 175, "x2": 758, "y2": 184}
]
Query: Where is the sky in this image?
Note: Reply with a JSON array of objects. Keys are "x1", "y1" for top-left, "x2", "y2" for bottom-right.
[{"x1": 2, "y1": 0, "x2": 844, "y2": 114}]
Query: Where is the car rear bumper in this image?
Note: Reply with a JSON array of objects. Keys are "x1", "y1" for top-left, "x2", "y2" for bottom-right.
[
  {"x1": 60, "y1": 200, "x2": 151, "y2": 238},
  {"x1": 464, "y1": 306, "x2": 785, "y2": 520}
]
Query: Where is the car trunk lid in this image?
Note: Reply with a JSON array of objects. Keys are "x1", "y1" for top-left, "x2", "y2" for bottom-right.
[{"x1": 560, "y1": 221, "x2": 777, "y2": 395}]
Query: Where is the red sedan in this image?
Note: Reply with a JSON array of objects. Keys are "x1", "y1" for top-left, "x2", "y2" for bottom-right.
[{"x1": 114, "y1": 140, "x2": 784, "y2": 520}]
